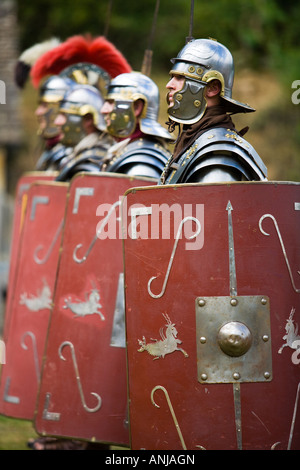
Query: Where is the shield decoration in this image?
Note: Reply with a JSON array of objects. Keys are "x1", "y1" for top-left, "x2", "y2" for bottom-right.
[
  {"x1": 3, "y1": 172, "x2": 57, "y2": 343},
  {"x1": 0, "y1": 181, "x2": 68, "y2": 419},
  {"x1": 35, "y1": 173, "x2": 155, "y2": 446},
  {"x1": 123, "y1": 181, "x2": 300, "y2": 450}
]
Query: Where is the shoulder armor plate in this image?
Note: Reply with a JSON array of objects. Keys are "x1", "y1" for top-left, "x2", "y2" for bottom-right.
[
  {"x1": 106, "y1": 137, "x2": 172, "y2": 177},
  {"x1": 55, "y1": 147, "x2": 106, "y2": 181},
  {"x1": 35, "y1": 144, "x2": 73, "y2": 171},
  {"x1": 165, "y1": 128, "x2": 267, "y2": 184}
]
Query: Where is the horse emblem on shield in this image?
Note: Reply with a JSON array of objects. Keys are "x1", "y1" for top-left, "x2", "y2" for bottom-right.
[
  {"x1": 63, "y1": 286, "x2": 104, "y2": 320},
  {"x1": 138, "y1": 313, "x2": 189, "y2": 360},
  {"x1": 278, "y1": 307, "x2": 300, "y2": 355},
  {"x1": 19, "y1": 279, "x2": 52, "y2": 312}
]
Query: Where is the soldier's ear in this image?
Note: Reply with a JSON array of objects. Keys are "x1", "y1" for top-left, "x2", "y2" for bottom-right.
[
  {"x1": 206, "y1": 79, "x2": 221, "y2": 97},
  {"x1": 82, "y1": 113, "x2": 96, "y2": 133},
  {"x1": 133, "y1": 99, "x2": 144, "y2": 118}
]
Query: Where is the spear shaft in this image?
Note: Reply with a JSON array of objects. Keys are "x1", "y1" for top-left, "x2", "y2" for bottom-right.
[
  {"x1": 186, "y1": 0, "x2": 195, "y2": 43},
  {"x1": 141, "y1": 0, "x2": 160, "y2": 76}
]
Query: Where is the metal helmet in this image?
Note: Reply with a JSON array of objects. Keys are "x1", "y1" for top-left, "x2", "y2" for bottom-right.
[
  {"x1": 168, "y1": 38, "x2": 255, "y2": 125},
  {"x1": 104, "y1": 71, "x2": 173, "y2": 140},
  {"x1": 58, "y1": 84, "x2": 106, "y2": 146},
  {"x1": 37, "y1": 75, "x2": 75, "y2": 139}
]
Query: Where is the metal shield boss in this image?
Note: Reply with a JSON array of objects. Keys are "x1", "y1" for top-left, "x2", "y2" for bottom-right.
[
  {"x1": 123, "y1": 182, "x2": 300, "y2": 450},
  {"x1": 0, "y1": 180, "x2": 67, "y2": 419},
  {"x1": 35, "y1": 173, "x2": 155, "y2": 446}
]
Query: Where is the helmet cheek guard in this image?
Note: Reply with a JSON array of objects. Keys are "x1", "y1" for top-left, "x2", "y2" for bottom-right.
[
  {"x1": 61, "y1": 113, "x2": 86, "y2": 147},
  {"x1": 40, "y1": 103, "x2": 61, "y2": 139},
  {"x1": 168, "y1": 79, "x2": 207, "y2": 124},
  {"x1": 107, "y1": 100, "x2": 137, "y2": 138}
]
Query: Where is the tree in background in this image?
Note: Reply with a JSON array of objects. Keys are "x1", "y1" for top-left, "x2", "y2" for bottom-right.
[{"x1": 16, "y1": 0, "x2": 300, "y2": 82}]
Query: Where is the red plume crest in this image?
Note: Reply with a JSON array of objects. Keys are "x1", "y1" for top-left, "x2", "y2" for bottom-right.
[{"x1": 30, "y1": 35, "x2": 132, "y2": 88}]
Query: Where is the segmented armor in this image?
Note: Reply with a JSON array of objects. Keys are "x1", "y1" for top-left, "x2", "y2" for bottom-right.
[
  {"x1": 160, "y1": 127, "x2": 267, "y2": 184},
  {"x1": 104, "y1": 136, "x2": 172, "y2": 179},
  {"x1": 35, "y1": 142, "x2": 73, "y2": 171},
  {"x1": 55, "y1": 131, "x2": 114, "y2": 181}
]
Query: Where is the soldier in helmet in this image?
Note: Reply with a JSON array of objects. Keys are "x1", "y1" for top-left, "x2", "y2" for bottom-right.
[
  {"x1": 34, "y1": 76, "x2": 76, "y2": 171},
  {"x1": 54, "y1": 84, "x2": 115, "y2": 181},
  {"x1": 100, "y1": 71, "x2": 174, "y2": 179},
  {"x1": 160, "y1": 38, "x2": 267, "y2": 184},
  {"x1": 28, "y1": 35, "x2": 132, "y2": 178},
  {"x1": 14, "y1": 39, "x2": 74, "y2": 171}
]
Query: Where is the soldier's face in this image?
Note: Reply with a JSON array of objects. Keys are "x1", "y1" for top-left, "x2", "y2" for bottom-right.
[
  {"x1": 166, "y1": 74, "x2": 185, "y2": 106},
  {"x1": 35, "y1": 102, "x2": 49, "y2": 133},
  {"x1": 35, "y1": 102, "x2": 61, "y2": 139},
  {"x1": 101, "y1": 100, "x2": 114, "y2": 127},
  {"x1": 54, "y1": 112, "x2": 67, "y2": 138},
  {"x1": 54, "y1": 112, "x2": 67, "y2": 127}
]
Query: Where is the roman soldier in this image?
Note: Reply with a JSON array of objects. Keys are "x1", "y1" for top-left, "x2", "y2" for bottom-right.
[
  {"x1": 29, "y1": 35, "x2": 132, "y2": 174},
  {"x1": 101, "y1": 71, "x2": 174, "y2": 180},
  {"x1": 160, "y1": 38, "x2": 267, "y2": 184}
]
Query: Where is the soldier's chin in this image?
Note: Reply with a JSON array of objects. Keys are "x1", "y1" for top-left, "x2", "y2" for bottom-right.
[
  {"x1": 44, "y1": 130, "x2": 61, "y2": 140},
  {"x1": 167, "y1": 103, "x2": 175, "y2": 114}
]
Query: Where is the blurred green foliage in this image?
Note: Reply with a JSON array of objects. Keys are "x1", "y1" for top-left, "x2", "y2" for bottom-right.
[{"x1": 16, "y1": 0, "x2": 300, "y2": 85}]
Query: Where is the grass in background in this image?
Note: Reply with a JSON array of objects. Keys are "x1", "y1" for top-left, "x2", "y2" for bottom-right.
[{"x1": 0, "y1": 415, "x2": 38, "y2": 450}]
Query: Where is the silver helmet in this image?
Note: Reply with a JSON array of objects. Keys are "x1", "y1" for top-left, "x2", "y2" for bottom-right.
[
  {"x1": 58, "y1": 84, "x2": 106, "y2": 146},
  {"x1": 104, "y1": 71, "x2": 173, "y2": 140},
  {"x1": 168, "y1": 38, "x2": 254, "y2": 125},
  {"x1": 37, "y1": 76, "x2": 75, "y2": 139}
]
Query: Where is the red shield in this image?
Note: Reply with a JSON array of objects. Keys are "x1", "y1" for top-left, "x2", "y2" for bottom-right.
[
  {"x1": 3, "y1": 172, "x2": 57, "y2": 343},
  {"x1": 123, "y1": 182, "x2": 300, "y2": 450},
  {"x1": 0, "y1": 181, "x2": 68, "y2": 419},
  {"x1": 35, "y1": 173, "x2": 154, "y2": 446}
]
